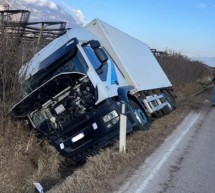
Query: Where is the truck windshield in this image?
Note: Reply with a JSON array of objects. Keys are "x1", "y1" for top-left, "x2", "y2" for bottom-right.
[{"x1": 22, "y1": 47, "x2": 88, "y2": 96}]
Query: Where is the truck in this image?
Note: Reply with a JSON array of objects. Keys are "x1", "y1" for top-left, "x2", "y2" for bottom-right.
[{"x1": 11, "y1": 19, "x2": 175, "y2": 162}]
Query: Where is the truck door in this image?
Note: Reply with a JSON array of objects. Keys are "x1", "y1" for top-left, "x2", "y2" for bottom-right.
[{"x1": 83, "y1": 46, "x2": 127, "y2": 97}]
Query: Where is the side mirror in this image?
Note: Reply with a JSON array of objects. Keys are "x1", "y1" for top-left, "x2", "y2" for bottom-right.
[
  {"x1": 89, "y1": 40, "x2": 101, "y2": 49},
  {"x1": 95, "y1": 48, "x2": 108, "y2": 64}
]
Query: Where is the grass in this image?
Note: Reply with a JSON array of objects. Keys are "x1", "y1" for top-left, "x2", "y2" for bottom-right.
[{"x1": 0, "y1": 118, "x2": 63, "y2": 193}]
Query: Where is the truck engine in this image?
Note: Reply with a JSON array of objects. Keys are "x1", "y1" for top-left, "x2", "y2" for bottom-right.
[{"x1": 28, "y1": 74, "x2": 96, "y2": 139}]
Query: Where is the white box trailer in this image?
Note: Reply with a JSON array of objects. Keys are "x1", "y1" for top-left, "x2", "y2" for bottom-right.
[{"x1": 85, "y1": 19, "x2": 172, "y2": 92}]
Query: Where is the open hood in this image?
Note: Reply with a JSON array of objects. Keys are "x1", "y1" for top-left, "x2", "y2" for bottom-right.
[{"x1": 11, "y1": 72, "x2": 85, "y2": 118}]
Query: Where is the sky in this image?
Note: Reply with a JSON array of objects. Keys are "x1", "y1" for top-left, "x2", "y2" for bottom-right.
[{"x1": 59, "y1": 0, "x2": 215, "y2": 58}]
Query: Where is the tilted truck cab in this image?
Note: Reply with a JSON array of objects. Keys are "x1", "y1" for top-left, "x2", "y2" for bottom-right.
[{"x1": 11, "y1": 19, "x2": 175, "y2": 162}]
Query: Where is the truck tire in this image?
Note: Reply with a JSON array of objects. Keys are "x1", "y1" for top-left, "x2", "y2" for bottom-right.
[
  {"x1": 161, "y1": 89, "x2": 176, "y2": 110},
  {"x1": 161, "y1": 104, "x2": 172, "y2": 115},
  {"x1": 128, "y1": 99, "x2": 150, "y2": 131},
  {"x1": 153, "y1": 110, "x2": 164, "y2": 118}
]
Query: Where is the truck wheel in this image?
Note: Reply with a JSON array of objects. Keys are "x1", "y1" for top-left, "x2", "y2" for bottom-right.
[
  {"x1": 161, "y1": 104, "x2": 172, "y2": 115},
  {"x1": 129, "y1": 99, "x2": 150, "y2": 130},
  {"x1": 153, "y1": 110, "x2": 164, "y2": 118},
  {"x1": 161, "y1": 89, "x2": 176, "y2": 110}
]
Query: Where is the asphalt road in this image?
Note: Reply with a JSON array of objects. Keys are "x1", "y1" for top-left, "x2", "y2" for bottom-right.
[{"x1": 116, "y1": 104, "x2": 215, "y2": 193}]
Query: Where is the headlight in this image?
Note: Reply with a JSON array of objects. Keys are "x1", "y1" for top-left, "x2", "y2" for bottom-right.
[
  {"x1": 71, "y1": 132, "x2": 85, "y2": 143},
  {"x1": 103, "y1": 110, "x2": 119, "y2": 128},
  {"x1": 103, "y1": 110, "x2": 118, "y2": 123}
]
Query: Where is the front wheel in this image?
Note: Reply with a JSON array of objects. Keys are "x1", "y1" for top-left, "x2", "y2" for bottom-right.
[{"x1": 129, "y1": 99, "x2": 150, "y2": 131}]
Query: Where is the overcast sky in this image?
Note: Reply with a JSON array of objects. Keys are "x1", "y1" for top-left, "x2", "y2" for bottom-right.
[{"x1": 56, "y1": 0, "x2": 214, "y2": 58}]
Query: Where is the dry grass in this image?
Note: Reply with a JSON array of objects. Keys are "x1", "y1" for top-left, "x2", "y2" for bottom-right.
[
  {"x1": 157, "y1": 51, "x2": 213, "y2": 87},
  {"x1": 174, "y1": 82, "x2": 202, "y2": 99},
  {"x1": 0, "y1": 117, "x2": 63, "y2": 193},
  {"x1": 0, "y1": 34, "x2": 63, "y2": 193}
]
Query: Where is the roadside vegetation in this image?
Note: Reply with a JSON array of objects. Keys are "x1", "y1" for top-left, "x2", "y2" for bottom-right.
[
  {"x1": 0, "y1": 31, "x2": 213, "y2": 193},
  {"x1": 157, "y1": 50, "x2": 213, "y2": 98}
]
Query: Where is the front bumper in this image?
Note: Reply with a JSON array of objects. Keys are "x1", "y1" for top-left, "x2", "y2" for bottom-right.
[{"x1": 50, "y1": 99, "x2": 125, "y2": 162}]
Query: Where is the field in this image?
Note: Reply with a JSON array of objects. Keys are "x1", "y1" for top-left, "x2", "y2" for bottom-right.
[{"x1": 0, "y1": 34, "x2": 213, "y2": 193}]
